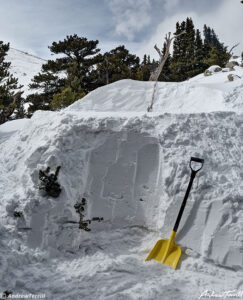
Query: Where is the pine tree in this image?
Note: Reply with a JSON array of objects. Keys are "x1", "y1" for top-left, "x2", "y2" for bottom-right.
[
  {"x1": 202, "y1": 25, "x2": 230, "y2": 68},
  {"x1": 158, "y1": 42, "x2": 171, "y2": 81},
  {"x1": 96, "y1": 46, "x2": 140, "y2": 85},
  {"x1": 27, "y1": 72, "x2": 64, "y2": 115},
  {"x1": 50, "y1": 59, "x2": 85, "y2": 109},
  {"x1": 192, "y1": 29, "x2": 206, "y2": 76},
  {"x1": 49, "y1": 34, "x2": 101, "y2": 92},
  {"x1": 204, "y1": 47, "x2": 221, "y2": 66},
  {"x1": 143, "y1": 55, "x2": 147, "y2": 65},
  {"x1": 170, "y1": 21, "x2": 187, "y2": 81},
  {"x1": 51, "y1": 87, "x2": 85, "y2": 110},
  {"x1": 184, "y1": 17, "x2": 196, "y2": 78},
  {"x1": 27, "y1": 35, "x2": 101, "y2": 115},
  {"x1": 170, "y1": 20, "x2": 230, "y2": 81},
  {"x1": 0, "y1": 41, "x2": 23, "y2": 112},
  {"x1": 14, "y1": 93, "x2": 26, "y2": 119},
  {"x1": 147, "y1": 55, "x2": 151, "y2": 64}
]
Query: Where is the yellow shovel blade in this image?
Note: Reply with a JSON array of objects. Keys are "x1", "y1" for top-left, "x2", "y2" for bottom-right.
[{"x1": 145, "y1": 231, "x2": 181, "y2": 269}]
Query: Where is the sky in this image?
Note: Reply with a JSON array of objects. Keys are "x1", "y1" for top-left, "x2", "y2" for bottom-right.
[{"x1": 0, "y1": 0, "x2": 242, "y2": 60}]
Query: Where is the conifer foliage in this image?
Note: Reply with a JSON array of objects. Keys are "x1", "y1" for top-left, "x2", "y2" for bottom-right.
[
  {"x1": 168, "y1": 18, "x2": 230, "y2": 81},
  {"x1": 27, "y1": 35, "x2": 101, "y2": 114},
  {"x1": 39, "y1": 166, "x2": 62, "y2": 198},
  {"x1": 74, "y1": 198, "x2": 103, "y2": 231},
  {"x1": 96, "y1": 46, "x2": 140, "y2": 85},
  {"x1": 0, "y1": 41, "x2": 23, "y2": 113},
  {"x1": 203, "y1": 25, "x2": 230, "y2": 67}
]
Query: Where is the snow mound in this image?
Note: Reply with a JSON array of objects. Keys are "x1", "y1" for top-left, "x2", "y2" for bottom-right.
[
  {"x1": 0, "y1": 110, "x2": 242, "y2": 271},
  {"x1": 68, "y1": 71, "x2": 243, "y2": 114}
]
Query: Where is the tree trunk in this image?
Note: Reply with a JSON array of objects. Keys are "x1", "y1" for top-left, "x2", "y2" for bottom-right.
[{"x1": 147, "y1": 31, "x2": 185, "y2": 112}]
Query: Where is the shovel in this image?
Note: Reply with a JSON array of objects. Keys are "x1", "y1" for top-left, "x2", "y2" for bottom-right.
[{"x1": 145, "y1": 157, "x2": 204, "y2": 269}]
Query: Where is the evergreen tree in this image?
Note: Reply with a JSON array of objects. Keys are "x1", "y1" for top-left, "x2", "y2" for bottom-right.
[
  {"x1": 170, "y1": 19, "x2": 230, "y2": 81},
  {"x1": 158, "y1": 42, "x2": 171, "y2": 81},
  {"x1": 27, "y1": 72, "x2": 64, "y2": 115},
  {"x1": 96, "y1": 46, "x2": 140, "y2": 85},
  {"x1": 136, "y1": 65, "x2": 150, "y2": 81},
  {"x1": 27, "y1": 35, "x2": 101, "y2": 114},
  {"x1": 183, "y1": 17, "x2": 196, "y2": 78},
  {"x1": 170, "y1": 21, "x2": 187, "y2": 81},
  {"x1": 50, "y1": 59, "x2": 85, "y2": 109},
  {"x1": 0, "y1": 41, "x2": 23, "y2": 113},
  {"x1": 14, "y1": 93, "x2": 26, "y2": 119},
  {"x1": 51, "y1": 87, "x2": 85, "y2": 110},
  {"x1": 203, "y1": 25, "x2": 230, "y2": 67},
  {"x1": 137, "y1": 54, "x2": 159, "y2": 81},
  {"x1": 204, "y1": 47, "x2": 221, "y2": 66},
  {"x1": 143, "y1": 54, "x2": 147, "y2": 65},
  {"x1": 192, "y1": 29, "x2": 206, "y2": 76},
  {"x1": 147, "y1": 55, "x2": 151, "y2": 64}
]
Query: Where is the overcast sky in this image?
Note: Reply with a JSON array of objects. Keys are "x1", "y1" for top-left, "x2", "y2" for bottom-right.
[{"x1": 0, "y1": 0, "x2": 242, "y2": 59}]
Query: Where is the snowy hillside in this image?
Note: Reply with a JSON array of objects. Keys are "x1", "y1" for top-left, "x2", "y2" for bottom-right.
[
  {"x1": 0, "y1": 58, "x2": 243, "y2": 299},
  {"x1": 6, "y1": 48, "x2": 46, "y2": 95}
]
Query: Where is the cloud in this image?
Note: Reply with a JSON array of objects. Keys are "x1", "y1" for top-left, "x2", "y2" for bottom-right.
[
  {"x1": 0, "y1": 0, "x2": 113, "y2": 58},
  {"x1": 134, "y1": 0, "x2": 243, "y2": 59},
  {"x1": 134, "y1": 11, "x2": 197, "y2": 59},
  {"x1": 163, "y1": 0, "x2": 180, "y2": 12},
  {"x1": 105, "y1": 0, "x2": 152, "y2": 41}
]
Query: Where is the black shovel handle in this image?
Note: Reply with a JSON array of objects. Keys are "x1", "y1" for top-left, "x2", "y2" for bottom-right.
[
  {"x1": 190, "y1": 157, "x2": 204, "y2": 172},
  {"x1": 173, "y1": 157, "x2": 204, "y2": 233}
]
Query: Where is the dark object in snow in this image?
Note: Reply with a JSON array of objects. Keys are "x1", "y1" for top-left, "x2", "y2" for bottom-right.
[
  {"x1": 74, "y1": 198, "x2": 103, "y2": 231},
  {"x1": 39, "y1": 166, "x2": 61, "y2": 198},
  {"x1": 0, "y1": 290, "x2": 12, "y2": 300},
  {"x1": 13, "y1": 211, "x2": 23, "y2": 218}
]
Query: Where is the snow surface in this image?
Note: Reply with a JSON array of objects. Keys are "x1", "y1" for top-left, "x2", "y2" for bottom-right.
[
  {"x1": 0, "y1": 57, "x2": 243, "y2": 299},
  {"x1": 68, "y1": 63, "x2": 243, "y2": 114},
  {"x1": 6, "y1": 48, "x2": 46, "y2": 96}
]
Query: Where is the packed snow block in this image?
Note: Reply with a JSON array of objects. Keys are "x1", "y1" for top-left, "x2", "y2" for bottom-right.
[
  {"x1": 0, "y1": 110, "x2": 243, "y2": 269},
  {"x1": 89, "y1": 131, "x2": 161, "y2": 227}
]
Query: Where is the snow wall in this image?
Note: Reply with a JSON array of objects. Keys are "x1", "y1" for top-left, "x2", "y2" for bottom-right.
[{"x1": 0, "y1": 110, "x2": 242, "y2": 269}]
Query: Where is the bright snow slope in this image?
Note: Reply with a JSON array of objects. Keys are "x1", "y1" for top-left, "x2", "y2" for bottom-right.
[
  {"x1": 68, "y1": 62, "x2": 243, "y2": 114},
  {"x1": 6, "y1": 48, "x2": 45, "y2": 95},
  {"x1": 0, "y1": 58, "x2": 243, "y2": 300}
]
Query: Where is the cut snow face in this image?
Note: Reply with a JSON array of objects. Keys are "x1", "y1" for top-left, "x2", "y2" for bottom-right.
[{"x1": 0, "y1": 110, "x2": 242, "y2": 271}]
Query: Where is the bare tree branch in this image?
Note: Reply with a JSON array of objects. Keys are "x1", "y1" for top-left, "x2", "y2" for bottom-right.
[
  {"x1": 229, "y1": 43, "x2": 240, "y2": 56},
  {"x1": 147, "y1": 30, "x2": 186, "y2": 112},
  {"x1": 154, "y1": 45, "x2": 162, "y2": 58},
  {"x1": 149, "y1": 30, "x2": 186, "y2": 82},
  {"x1": 147, "y1": 81, "x2": 157, "y2": 112}
]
